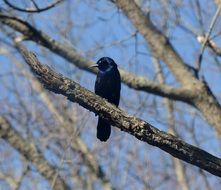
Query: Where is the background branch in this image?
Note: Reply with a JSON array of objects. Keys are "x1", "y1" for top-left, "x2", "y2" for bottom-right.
[{"x1": 0, "y1": 116, "x2": 70, "y2": 190}]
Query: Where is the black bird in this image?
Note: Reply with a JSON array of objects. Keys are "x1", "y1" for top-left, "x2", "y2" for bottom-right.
[{"x1": 91, "y1": 57, "x2": 121, "y2": 142}]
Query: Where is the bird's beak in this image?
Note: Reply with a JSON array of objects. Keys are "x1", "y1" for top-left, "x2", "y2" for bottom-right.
[{"x1": 89, "y1": 64, "x2": 98, "y2": 68}]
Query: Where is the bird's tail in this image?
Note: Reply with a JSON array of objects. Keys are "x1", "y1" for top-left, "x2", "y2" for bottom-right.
[{"x1": 97, "y1": 117, "x2": 111, "y2": 142}]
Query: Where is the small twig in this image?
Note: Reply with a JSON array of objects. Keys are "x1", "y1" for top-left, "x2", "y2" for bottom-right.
[
  {"x1": 197, "y1": 5, "x2": 221, "y2": 71},
  {"x1": 198, "y1": 35, "x2": 221, "y2": 56},
  {"x1": 3, "y1": 0, "x2": 64, "y2": 13},
  {"x1": 30, "y1": 0, "x2": 40, "y2": 9}
]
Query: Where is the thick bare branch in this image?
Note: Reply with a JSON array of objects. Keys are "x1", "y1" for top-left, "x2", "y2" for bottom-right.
[
  {"x1": 0, "y1": 116, "x2": 71, "y2": 190},
  {"x1": 17, "y1": 44, "x2": 221, "y2": 178}
]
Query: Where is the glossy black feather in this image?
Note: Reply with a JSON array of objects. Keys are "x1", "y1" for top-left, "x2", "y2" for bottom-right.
[{"x1": 94, "y1": 57, "x2": 121, "y2": 141}]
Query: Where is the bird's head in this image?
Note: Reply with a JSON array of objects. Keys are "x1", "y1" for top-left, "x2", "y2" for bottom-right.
[{"x1": 90, "y1": 57, "x2": 117, "y2": 72}]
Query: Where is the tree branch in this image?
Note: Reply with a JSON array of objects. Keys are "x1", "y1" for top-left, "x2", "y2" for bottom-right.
[{"x1": 17, "y1": 44, "x2": 221, "y2": 178}]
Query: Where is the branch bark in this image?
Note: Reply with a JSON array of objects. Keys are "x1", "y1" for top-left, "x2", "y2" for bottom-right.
[{"x1": 17, "y1": 44, "x2": 221, "y2": 178}]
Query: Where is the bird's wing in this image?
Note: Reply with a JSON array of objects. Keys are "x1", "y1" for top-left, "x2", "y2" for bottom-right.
[{"x1": 95, "y1": 71, "x2": 121, "y2": 106}]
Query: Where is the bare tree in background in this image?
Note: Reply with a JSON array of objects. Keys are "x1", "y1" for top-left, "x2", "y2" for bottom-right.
[{"x1": 0, "y1": 0, "x2": 221, "y2": 189}]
